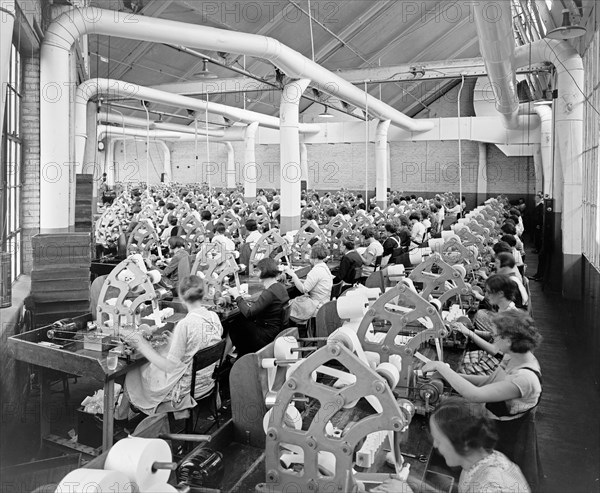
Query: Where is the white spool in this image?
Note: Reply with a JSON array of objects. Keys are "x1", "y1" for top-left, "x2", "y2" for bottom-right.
[
  {"x1": 389, "y1": 354, "x2": 402, "y2": 373},
  {"x1": 376, "y1": 362, "x2": 400, "y2": 388},
  {"x1": 387, "y1": 264, "x2": 405, "y2": 277},
  {"x1": 56, "y1": 469, "x2": 131, "y2": 493},
  {"x1": 148, "y1": 270, "x2": 162, "y2": 284},
  {"x1": 430, "y1": 299, "x2": 442, "y2": 312},
  {"x1": 364, "y1": 351, "x2": 381, "y2": 369},
  {"x1": 428, "y1": 238, "x2": 445, "y2": 253},
  {"x1": 453, "y1": 264, "x2": 467, "y2": 279},
  {"x1": 263, "y1": 405, "x2": 302, "y2": 435},
  {"x1": 261, "y1": 358, "x2": 277, "y2": 369},
  {"x1": 409, "y1": 249, "x2": 422, "y2": 266},
  {"x1": 336, "y1": 294, "x2": 368, "y2": 319},
  {"x1": 104, "y1": 437, "x2": 172, "y2": 490},
  {"x1": 274, "y1": 336, "x2": 300, "y2": 361}
]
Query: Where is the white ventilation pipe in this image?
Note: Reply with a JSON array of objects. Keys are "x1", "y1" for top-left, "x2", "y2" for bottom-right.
[
  {"x1": 280, "y1": 80, "x2": 310, "y2": 233},
  {"x1": 41, "y1": 6, "x2": 433, "y2": 229},
  {"x1": 472, "y1": 1, "x2": 520, "y2": 129},
  {"x1": 533, "y1": 145, "x2": 543, "y2": 195},
  {"x1": 375, "y1": 120, "x2": 391, "y2": 209},
  {"x1": 515, "y1": 39, "x2": 583, "y2": 298},
  {"x1": 0, "y1": 2, "x2": 15, "y2": 159},
  {"x1": 243, "y1": 122, "x2": 259, "y2": 202},
  {"x1": 97, "y1": 125, "x2": 182, "y2": 142},
  {"x1": 532, "y1": 104, "x2": 552, "y2": 195},
  {"x1": 105, "y1": 138, "x2": 116, "y2": 186},
  {"x1": 98, "y1": 109, "x2": 229, "y2": 138},
  {"x1": 76, "y1": 78, "x2": 317, "y2": 171},
  {"x1": 224, "y1": 142, "x2": 236, "y2": 189}
]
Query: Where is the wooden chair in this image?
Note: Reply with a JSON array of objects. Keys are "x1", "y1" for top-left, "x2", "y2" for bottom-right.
[
  {"x1": 330, "y1": 280, "x2": 344, "y2": 300},
  {"x1": 280, "y1": 300, "x2": 292, "y2": 330},
  {"x1": 187, "y1": 339, "x2": 227, "y2": 434},
  {"x1": 314, "y1": 300, "x2": 343, "y2": 342}
]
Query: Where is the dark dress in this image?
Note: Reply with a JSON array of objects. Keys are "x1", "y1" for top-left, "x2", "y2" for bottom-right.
[
  {"x1": 334, "y1": 250, "x2": 364, "y2": 284},
  {"x1": 228, "y1": 282, "x2": 290, "y2": 356}
]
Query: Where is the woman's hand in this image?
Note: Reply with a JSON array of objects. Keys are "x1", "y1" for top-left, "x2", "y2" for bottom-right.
[
  {"x1": 421, "y1": 360, "x2": 445, "y2": 374},
  {"x1": 371, "y1": 479, "x2": 415, "y2": 493}
]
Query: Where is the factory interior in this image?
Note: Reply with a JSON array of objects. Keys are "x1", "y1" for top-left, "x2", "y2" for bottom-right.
[{"x1": 0, "y1": 0, "x2": 599, "y2": 492}]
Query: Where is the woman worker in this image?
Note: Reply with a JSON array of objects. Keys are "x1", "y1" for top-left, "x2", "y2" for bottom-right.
[
  {"x1": 284, "y1": 242, "x2": 333, "y2": 324},
  {"x1": 120, "y1": 276, "x2": 223, "y2": 417},
  {"x1": 421, "y1": 310, "x2": 542, "y2": 490},
  {"x1": 373, "y1": 399, "x2": 530, "y2": 493},
  {"x1": 227, "y1": 258, "x2": 290, "y2": 357}
]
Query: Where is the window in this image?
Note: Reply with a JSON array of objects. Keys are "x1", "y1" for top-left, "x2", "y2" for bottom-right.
[{"x1": 1, "y1": 43, "x2": 22, "y2": 282}]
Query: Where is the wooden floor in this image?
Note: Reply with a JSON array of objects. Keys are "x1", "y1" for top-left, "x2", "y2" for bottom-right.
[{"x1": 526, "y1": 250, "x2": 600, "y2": 493}]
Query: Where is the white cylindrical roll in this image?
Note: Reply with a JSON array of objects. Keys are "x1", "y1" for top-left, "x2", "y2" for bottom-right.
[
  {"x1": 274, "y1": 337, "x2": 299, "y2": 361},
  {"x1": 361, "y1": 287, "x2": 381, "y2": 302},
  {"x1": 431, "y1": 299, "x2": 442, "y2": 312},
  {"x1": 365, "y1": 351, "x2": 381, "y2": 369},
  {"x1": 409, "y1": 249, "x2": 422, "y2": 265},
  {"x1": 328, "y1": 328, "x2": 356, "y2": 352},
  {"x1": 428, "y1": 238, "x2": 444, "y2": 253},
  {"x1": 387, "y1": 264, "x2": 405, "y2": 277},
  {"x1": 56, "y1": 469, "x2": 131, "y2": 492},
  {"x1": 263, "y1": 405, "x2": 302, "y2": 434},
  {"x1": 261, "y1": 358, "x2": 277, "y2": 369},
  {"x1": 376, "y1": 362, "x2": 400, "y2": 388},
  {"x1": 147, "y1": 270, "x2": 162, "y2": 284},
  {"x1": 453, "y1": 265, "x2": 467, "y2": 279},
  {"x1": 104, "y1": 437, "x2": 172, "y2": 490},
  {"x1": 336, "y1": 295, "x2": 368, "y2": 319},
  {"x1": 389, "y1": 354, "x2": 402, "y2": 373}
]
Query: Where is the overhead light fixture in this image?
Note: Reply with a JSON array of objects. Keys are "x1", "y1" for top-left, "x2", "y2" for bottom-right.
[
  {"x1": 99, "y1": 55, "x2": 109, "y2": 63},
  {"x1": 546, "y1": 9, "x2": 586, "y2": 39},
  {"x1": 193, "y1": 59, "x2": 218, "y2": 79},
  {"x1": 318, "y1": 106, "x2": 334, "y2": 118}
]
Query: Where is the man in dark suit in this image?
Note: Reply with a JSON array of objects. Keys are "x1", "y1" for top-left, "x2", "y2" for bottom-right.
[{"x1": 532, "y1": 193, "x2": 544, "y2": 253}]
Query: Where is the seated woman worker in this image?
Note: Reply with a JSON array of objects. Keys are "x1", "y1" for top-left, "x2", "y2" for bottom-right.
[
  {"x1": 421, "y1": 310, "x2": 543, "y2": 491},
  {"x1": 227, "y1": 258, "x2": 290, "y2": 357},
  {"x1": 119, "y1": 276, "x2": 223, "y2": 417}
]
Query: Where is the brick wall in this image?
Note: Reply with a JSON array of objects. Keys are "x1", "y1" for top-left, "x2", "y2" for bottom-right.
[{"x1": 21, "y1": 54, "x2": 40, "y2": 275}]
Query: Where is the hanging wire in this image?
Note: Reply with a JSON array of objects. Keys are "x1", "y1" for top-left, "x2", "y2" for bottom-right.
[
  {"x1": 364, "y1": 81, "x2": 369, "y2": 209},
  {"x1": 194, "y1": 116, "x2": 199, "y2": 183},
  {"x1": 142, "y1": 101, "x2": 150, "y2": 187},
  {"x1": 457, "y1": 75, "x2": 465, "y2": 215},
  {"x1": 307, "y1": 0, "x2": 315, "y2": 61},
  {"x1": 205, "y1": 93, "x2": 211, "y2": 189}
]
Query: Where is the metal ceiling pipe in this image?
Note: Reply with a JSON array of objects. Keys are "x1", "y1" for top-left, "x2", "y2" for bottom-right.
[
  {"x1": 76, "y1": 78, "x2": 319, "y2": 172},
  {"x1": 41, "y1": 6, "x2": 433, "y2": 229},
  {"x1": 515, "y1": 39, "x2": 584, "y2": 299},
  {"x1": 375, "y1": 120, "x2": 391, "y2": 209},
  {"x1": 472, "y1": 1, "x2": 521, "y2": 129}
]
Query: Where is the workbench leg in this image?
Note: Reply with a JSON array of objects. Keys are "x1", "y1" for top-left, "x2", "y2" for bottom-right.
[
  {"x1": 103, "y1": 380, "x2": 115, "y2": 452},
  {"x1": 39, "y1": 368, "x2": 51, "y2": 450}
]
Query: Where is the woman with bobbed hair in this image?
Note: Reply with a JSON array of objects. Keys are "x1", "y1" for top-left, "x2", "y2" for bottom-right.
[
  {"x1": 285, "y1": 242, "x2": 333, "y2": 323},
  {"x1": 373, "y1": 399, "x2": 530, "y2": 493},
  {"x1": 121, "y1": 276, "x2": 223, "y2": 416},
  {"x1": 458, "y1": 274, "x2": 519, "y2": 376},
  {"x1": 422, "y1": 311, "x2": 542, "y2": 490},
  {"x1": 227, "y1": 257, "x2": 290, "y2": 356}
]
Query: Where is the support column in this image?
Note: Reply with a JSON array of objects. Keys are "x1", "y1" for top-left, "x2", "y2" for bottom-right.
[
  {"x1": 243, "y1": 122, "x2": 259, "y2": 202},
  {"x1": 476, "y1": 142, "x2": 487, "y2": 205},
  {"x1": 300, "y1": 142, "x2": 309, "y2": 190},
  {"x1": 533, "y1": 104, "x2": 552, "y2": 196},
  {"x1": 375, "y1": 120, "x2": 391, "y2": 209},
  {"x1": 105, "y1": 139, "x2": 116, "y2": 186},
  {"x1": 279, "y1": 79, "x2": 311, "y2": 234},
  {"x1": 224, "y1": 142, "x2": 236, "y2": 189},
  {"x1": 155, "y1": 141, "x2": 171, "y2": 183},
  {"x1": 532, "y1": 145, "x2": 543, "y2": 195}
]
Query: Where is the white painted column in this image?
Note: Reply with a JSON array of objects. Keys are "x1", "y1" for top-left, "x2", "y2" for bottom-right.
[
  {"x1": 243, "y1": 122, "x2": 259, "y2": 202},
  {"x1": 155, "y1": 141, "x2": 171, "y2": 182},
  {"x1": 279, "y1": 79, "x2": 311, "y2": 234},
  {"x1": 224, "y1": 142, "x2": 236, "y2": 189},
  {"x1": 532, "y1": 145, "x2": 543, "y2": 195},
  {"x1": 375, "y1": 119, "x2": 391, "y2": 209},
  {"x1": 533, "y1": 104, "x2": 553, "y2": 196},
  {"x1": 300, "y1": 142, "x2": 309, "y2": 189},
  {"x1": 477, "y1": 142, "x2": 487, "y2": 205},
  {"x1": 105, "y1": 139, "x2": 116, "y2": 186}
]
